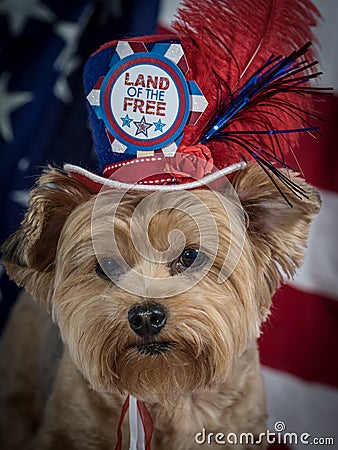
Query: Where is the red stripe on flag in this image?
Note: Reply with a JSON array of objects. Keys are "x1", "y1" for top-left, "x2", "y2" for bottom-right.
[
  {"x1": 290, "y1": 95, "x2": 338, "y2": 193},
  {"x1": 259, "y1": 285, "x2": 338, "y2": 388}
]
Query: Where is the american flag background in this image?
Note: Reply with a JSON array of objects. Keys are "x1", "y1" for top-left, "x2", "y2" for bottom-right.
[
  {"x1": 0, "y1": 1, "x2": 337, "y2": 449},
  {"x1": 0, "y1": 0, "x2": 161, "y2": 328}
]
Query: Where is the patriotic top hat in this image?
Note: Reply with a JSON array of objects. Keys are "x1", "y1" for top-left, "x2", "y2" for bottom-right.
[{"x1": 65, "y1": 0, "x2": 324, "y2": 194}]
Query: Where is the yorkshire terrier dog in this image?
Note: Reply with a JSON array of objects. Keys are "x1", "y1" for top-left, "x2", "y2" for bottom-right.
[
  {"x1": 0, "y1": 162, "x2": 320, "y2": 449},
  {"x1": 0, "y1": 0, "x2": 325, "y2": 448}
]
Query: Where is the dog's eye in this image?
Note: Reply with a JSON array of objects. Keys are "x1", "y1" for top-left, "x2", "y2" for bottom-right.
[
  {"x1": 171, "y1": 248, "x2": 207, "y2": 275},
  {"x1": 179, "y1": 249, "x2": 199, "y2": 267},
  {"x1": 96, "y1": 258, "x2": 122, "y2": 281}
]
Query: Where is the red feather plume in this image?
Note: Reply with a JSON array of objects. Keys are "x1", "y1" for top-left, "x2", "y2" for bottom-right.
[{"x1": 172, "y1": 0, "x2": 324, "y2": 177}]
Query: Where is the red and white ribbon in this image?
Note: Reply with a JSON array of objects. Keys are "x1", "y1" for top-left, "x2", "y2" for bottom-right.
[{"x1": 114, "y1": 395, "x2": 153, "y2": 450}]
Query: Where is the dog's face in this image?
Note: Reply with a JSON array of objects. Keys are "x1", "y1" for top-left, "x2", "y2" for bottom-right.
[
  {"x1": 2, "y1": 163, "x2": 320, "y2": 402},
  {"x1": 51, "y1": 186, "x2": 259, "y2": 402}
]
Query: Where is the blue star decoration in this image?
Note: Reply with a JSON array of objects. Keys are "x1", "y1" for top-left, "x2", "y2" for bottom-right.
[
  {"x1": 134, "y1": 115, "x2": 152, "y2": 137},
  {"x1": 153, "y1": 118, "x2": 166, "y2": 133},
  {"x1": 120, "y1": 113, "x2": 133, "y2": 128}
]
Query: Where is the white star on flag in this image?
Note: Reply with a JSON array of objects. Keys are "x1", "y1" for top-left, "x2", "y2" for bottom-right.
[
  {"x1": 10, "y1": 190, "x2": 30, "y2": 207},
  {"x1": 0, "y1": 72, "x2": 34, "y2": 142},
  {"x1": 53, "y1": 6, "x2": 93, "y2": 103},
  {"x1": 0, "y1": 0, "x2": 55, "y2": 37}
]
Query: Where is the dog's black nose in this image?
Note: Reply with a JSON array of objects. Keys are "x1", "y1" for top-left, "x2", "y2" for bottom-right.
[{"x1": 128, "y1": 302, "x2": 167, "y2": 338}]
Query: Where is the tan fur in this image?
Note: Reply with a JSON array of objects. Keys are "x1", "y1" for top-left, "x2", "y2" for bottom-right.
[{"x1": 0, "y1": 163, "x2": 320, "y2": 449}]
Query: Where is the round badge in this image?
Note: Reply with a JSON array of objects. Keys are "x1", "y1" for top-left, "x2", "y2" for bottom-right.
[
  {"x1": 86, "y1": 40, "x2": 208, "y2": 157},
  {"x1": 100, "y1": 53, "x2": 190, "y2": 152}
]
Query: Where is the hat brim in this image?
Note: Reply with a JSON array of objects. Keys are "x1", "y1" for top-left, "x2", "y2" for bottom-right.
[{"x1": 64, "y1": 162, "x2": 246, "y2": 193}]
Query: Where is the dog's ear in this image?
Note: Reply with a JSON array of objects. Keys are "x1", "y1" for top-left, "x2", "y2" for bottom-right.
[
  {"x1": 231, "y1": 162, "x2": 321, "y2": 316},
  {"x1": 1, "y1": 167, "x2": 92, "y2": 303}
]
